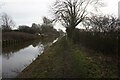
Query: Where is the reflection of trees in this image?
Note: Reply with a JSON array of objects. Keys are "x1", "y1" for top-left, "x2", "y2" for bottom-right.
[
  {"x1": 40, "y1": 36, "x2": 58, "y2": 45},
  {"x1": 32, "y1": 40, "x2": 40, "y2": 47},
  {"x1": 2, "y1": 36, "x2": 59, "y2": 59},
  {"x1": 3, "y1": 42, "x2": 32, "y2": 54},
  {"x1": 38, "y1": 44, "x2": 44, "y2": 54},
  {"x1": 2, "y1": 41, "x2": 34, "y2": 59},
  {"x1": 2, "y1": 52, "x2": 14, "y2": 60}
]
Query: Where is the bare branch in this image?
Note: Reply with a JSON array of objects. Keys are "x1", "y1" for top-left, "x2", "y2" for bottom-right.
[
  {"x1": 1, "y1": 13, "x2": 15, "y2": 30},
  {"x1": 53, "y1": 0, "x2": 103, "y2": 29}
]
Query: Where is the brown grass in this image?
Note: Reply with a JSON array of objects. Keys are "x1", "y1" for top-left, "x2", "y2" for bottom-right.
[{"x1": 2, "y1": 31, "x2": 36, "y2": 41}]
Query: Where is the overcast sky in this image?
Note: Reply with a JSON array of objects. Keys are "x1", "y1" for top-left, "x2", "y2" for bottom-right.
[{"x1": 0, "y1": 0, "x2": 120, "y2": 30}]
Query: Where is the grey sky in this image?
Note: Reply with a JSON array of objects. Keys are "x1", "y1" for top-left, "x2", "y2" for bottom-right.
[{"x1": 0, "y1": 0, "x2": 120, "y2": 30}]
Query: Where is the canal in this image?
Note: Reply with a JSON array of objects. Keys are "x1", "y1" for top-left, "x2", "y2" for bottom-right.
[{"x1": 1, "y1": 37, "x2": 58, "y2": 78}]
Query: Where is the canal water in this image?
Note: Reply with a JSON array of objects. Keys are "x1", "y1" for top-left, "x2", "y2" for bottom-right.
[{"x1": 1, "y1": 38, "x2": 58, "y2": 78}]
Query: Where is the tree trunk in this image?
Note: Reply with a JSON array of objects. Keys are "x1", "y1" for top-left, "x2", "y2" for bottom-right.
[{"x1": 66, "y1": 27, "x2": 75, "y2": 39}]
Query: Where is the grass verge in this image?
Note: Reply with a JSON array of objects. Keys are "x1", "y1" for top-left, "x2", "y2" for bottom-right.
[{"x1": 17, "y1": 37, "x2": 119, "y2": 78}]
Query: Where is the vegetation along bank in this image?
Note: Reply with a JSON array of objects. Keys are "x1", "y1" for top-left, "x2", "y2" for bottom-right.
[{"x1": 18, "y1": 37, "x2": 119, "y2": 78}]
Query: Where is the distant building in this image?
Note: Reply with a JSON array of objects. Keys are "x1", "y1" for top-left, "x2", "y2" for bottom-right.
[{"x1": 118, "y1": 1, "x2": 120, "y2": 19}]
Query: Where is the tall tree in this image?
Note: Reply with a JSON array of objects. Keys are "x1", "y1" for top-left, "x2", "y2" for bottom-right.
[
  {"x1": 41, "y1": 17, "x2": 53, "y2": 34},
  {"x1": 31, "y1": 23, "x2": 41, "y2": 33},
  {"x1": 1, "y1": 13, "x2": 15, "y2": 31},
  {"x1": 53, "y1": 0, "x2": 104, "y2": 38}
]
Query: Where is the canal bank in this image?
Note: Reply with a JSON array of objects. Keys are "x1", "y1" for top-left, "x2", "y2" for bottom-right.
[
  {"x1": 18, "y1": 37, "x2": 118, "y2": 78},
  {"x1": 2, "y1": 36, "x2": 59, "y2": 78}
]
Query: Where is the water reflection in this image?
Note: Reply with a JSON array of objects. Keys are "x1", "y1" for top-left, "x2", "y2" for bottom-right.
[{"x1": 2, "y1": 37, "x2": 58, "y2": 78}]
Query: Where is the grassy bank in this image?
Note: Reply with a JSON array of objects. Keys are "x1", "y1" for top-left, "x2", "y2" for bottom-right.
[
  {"x1": 2, "y1": 31, "x2": 39, "y2": 47},
  {"x1": 2, "y1": 31, "x2": 37, "y2": 41},
  {"x1": 18, "y1": 37, "x2": 119, "y2": 78}
]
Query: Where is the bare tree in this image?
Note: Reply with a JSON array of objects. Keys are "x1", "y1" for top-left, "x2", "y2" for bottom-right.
[
  {"x1": 1, "y1": 13, "x2": 15, "y2": 31},
  {"x1": 88, "y1": 15, "x2": 118, "y2": 32},
  {"x1": 42, "y1": 17, "x2": 54, "y2": 28},
  {"x1": 53, "y1": 0, "x2": 104, "y2": 38}
]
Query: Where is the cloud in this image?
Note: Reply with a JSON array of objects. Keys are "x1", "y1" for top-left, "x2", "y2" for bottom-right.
[
  {"x1": 0, "y1": 0, "x2": 119, "y2": 30},
  {"x1": 1, "y1": 0, "x2": 56, "y2": 27}
]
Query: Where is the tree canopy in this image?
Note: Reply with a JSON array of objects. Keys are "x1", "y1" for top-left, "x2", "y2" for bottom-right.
[{"x1": 53, "y1": 0, "x2": 104, "y2": 29}]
